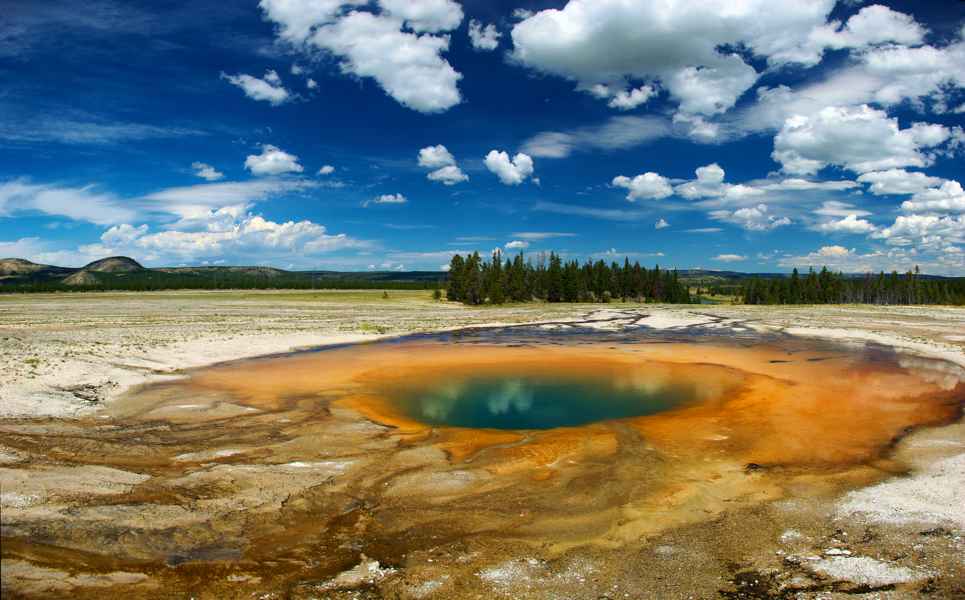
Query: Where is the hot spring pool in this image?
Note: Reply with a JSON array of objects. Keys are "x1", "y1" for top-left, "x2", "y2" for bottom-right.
[
  {"x1": 390, "y1": 374, "x2": 700, "y2": 429},
  {"x1": 28, "y1": 323, "x2": 961, "y2": 598}
]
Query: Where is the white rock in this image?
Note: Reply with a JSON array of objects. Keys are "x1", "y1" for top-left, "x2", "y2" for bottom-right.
[
  {"x1": 837, "y1": 453, "x2": 965, "y2": 529},
  {"x1": 321, "y1": 556, "x2": 394, "y2": 590},
  {"x1": 808, "y1": 556, "x2": 928, "y2": 587}
]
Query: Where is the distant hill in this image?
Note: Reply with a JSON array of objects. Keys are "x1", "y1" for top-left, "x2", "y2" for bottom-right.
[
  {"x1": 676, "y1": 268, "x2": 950, "y2": 283},
  {"x1": 676, "y1": 269, "x2": 773, "y2": 283},
  {"x1": 157, "y1": 265, "x2": 286, "y2": 278},
  {"x1": 83, "y1": 256, "x2": 144, "y2": 273},
  {"x1": 0, "y1": 257, "x2": 447, "y2": 292},
  {"x1": 0, "y1": 258, "x2": 73, "y2": 279},
  {"x1": 1, "y1": 258, "x2": 48, "y2": 275},
  {"x1": 63, "y1": 270, "x2": 101, "y2": 286}
]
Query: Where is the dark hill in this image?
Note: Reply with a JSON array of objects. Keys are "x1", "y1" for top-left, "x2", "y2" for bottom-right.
[
  {"x1": 0, "y1": 256, "x2": 446, "y2": 291},
  {"x1": 157, "y1": 266, "x2": 287, "y2": 278},
  {"x1": 0, "y1": 258, "x2": 74, "y2": 279},
  {"x1": 63, "y1": 271, "x2": 100, "y2": 286},
  {"x1": 0, "y1": 258, "x2": 50, "y2": 276},
  {"x1": 83, "y1": 256, "x2": 144, "y2": 273}
]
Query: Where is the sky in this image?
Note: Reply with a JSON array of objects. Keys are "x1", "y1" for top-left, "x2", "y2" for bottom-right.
[{"x1": 1, "y1": 0, "x2": 964, "y2": 274}]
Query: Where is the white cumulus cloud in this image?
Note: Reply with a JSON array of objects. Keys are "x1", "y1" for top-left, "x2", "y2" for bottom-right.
[
  {"x1": 790, "y1": 4, "x2": 926, "y2": 66},
  {"x1": 366, "y1": 193, "x2": 407, "y2": 206},
  {"x1": 607, "y1": 85, "x2": 656, "y2": 111},
  {"x1": 418, "y1": 144, "x2": 456, "y2": 168},
  {"x1": 710, "y1": 203, "x2": 791, "y2": 231},
  {"x1": 484, "y1": 150, "x2": 535, "y2": 185},
  {"x1": 418, "y1": 144, "x2": 468, "y2": 185},
  {"x1": 900, "y1": 180, "x2": 965, "y2": 214},
  {"x1": 191, "y1": 162, "x2": 224, "y2": 182},
  {"x1": 244, "y1": 145, "x2": 304, "y2": 176},
  {"x1": 589, "y1": 84, "x2": 657, "y2": 111},
  {"x1": 872, "y1": 213, "x2": 965, "y2": 249},
  {"x1": 100, "y1": 223, "x2": 149, "y2": 246},
  {"x1": 0, "y1": 177, "x2": 356, "y2": 268},
  {"x1": 256, "y1": 0, "x2": 367, "y2": 44},
  {"x1": 674, "y1": 163, "x2": 764, "y2": 204},
  {"x1": 510, "y1": 0, "x2": 843, "y2": 116},
  {"x1": 97, "y1": 209, "x2": 367, "y2": 264},
  {"x1": 221, "y1": 70, "x2": 291, "y2": 105},
  {"x1": 378, "y1": 0, "x2": 463, "y2": 33},
  {"x1": 815, "y1": 214, "x2": 877, "y2": 234},
  {"x1": 736, "y1": 30, "x2": 965, "y2": 136},
  {"x1": 857, "y1": 169, "x2": 945, "y2": 195},
  {"x1": 427, "y1": 165, "x2": 468, "y2": 185},
  {"x1": 772, "y1": 104, "x2": 950, "y2": 175},
  {"x1": 611, "y1": 172, "x2": 672, "y2": 201},
  {"x1": 666, "y1": 57, "x2": 758, "y2": 116},
  {"x1": 259, "y1": 0, "x2": 463, "y2": 113},
  {"x1": 468, "y1": 19, "x2": 500, "y2": 51}
]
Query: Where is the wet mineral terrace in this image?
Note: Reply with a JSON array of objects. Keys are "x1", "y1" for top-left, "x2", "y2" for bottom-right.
[{"x1": 1, "y1": 321, "x2": 963, "y2": 598}]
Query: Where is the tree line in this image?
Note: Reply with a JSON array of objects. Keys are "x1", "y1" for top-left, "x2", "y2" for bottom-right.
[
  {"x1": 446, "y1": 251, "x2": 691, "y2": 304},
  {"x1": 742, "y1": 267, "x2": 965, "y2": 305},
  {"x1": 6, "y1": 256, "x2": 962, "y2": 306}
]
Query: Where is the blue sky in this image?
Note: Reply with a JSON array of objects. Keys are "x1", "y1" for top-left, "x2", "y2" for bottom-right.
[{"x1": 1, "y1": 0, "x2": 964, "y2": 273}]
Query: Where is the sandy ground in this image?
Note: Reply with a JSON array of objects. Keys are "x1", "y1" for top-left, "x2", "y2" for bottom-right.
[
  {"x1": 0, "y1": 290, "x2": 591, "y2": 419},
  {"x1": 1, "y1": 290, "x2": 964, "y2": 598},
  {"x1": 3, "y1": 291, "x2": 963, "y2": 420}
]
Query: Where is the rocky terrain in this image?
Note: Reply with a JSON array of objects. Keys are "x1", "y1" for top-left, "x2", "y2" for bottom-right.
[{"x1": 0, "y1": 291, "x2": 963, "y2": 598}]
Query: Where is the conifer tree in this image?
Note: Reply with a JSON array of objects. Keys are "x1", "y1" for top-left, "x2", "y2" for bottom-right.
[
  {"x1": 488, "y1": 250, "x2": 505, "y2": 304},
  {"x1": 547, "y1": 253, "x2": 563, "y2": 302},
  {"x1": 464, "y1": 252, "x2": 482, "y2": 305},
  {"x1": 447, "y1": 254, "x2": 465, "y2": 301},
  {"x1": 509, "y1": 253, "x2": 527, "y2": 301}
]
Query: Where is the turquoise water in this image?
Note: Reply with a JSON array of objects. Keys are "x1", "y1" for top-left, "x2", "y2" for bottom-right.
[{"x1": 393, "y1": 375, "x2": 698, "y2": 430}]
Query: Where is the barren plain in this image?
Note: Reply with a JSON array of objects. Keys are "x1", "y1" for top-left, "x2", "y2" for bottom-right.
[{"x1": 1, "y1": 290, "x2": 963, "y2": 599}]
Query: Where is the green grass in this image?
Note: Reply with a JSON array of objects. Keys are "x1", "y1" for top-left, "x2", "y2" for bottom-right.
[
  {"x1": 0, "y1": 289, "x2": 440, "y2": 304},
  {"x1": 358, "y1": 322, "x2": 391, "y2": 334},
  {"x1": 692, "y1": 294, "x2": 741, "y2": 305}
]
